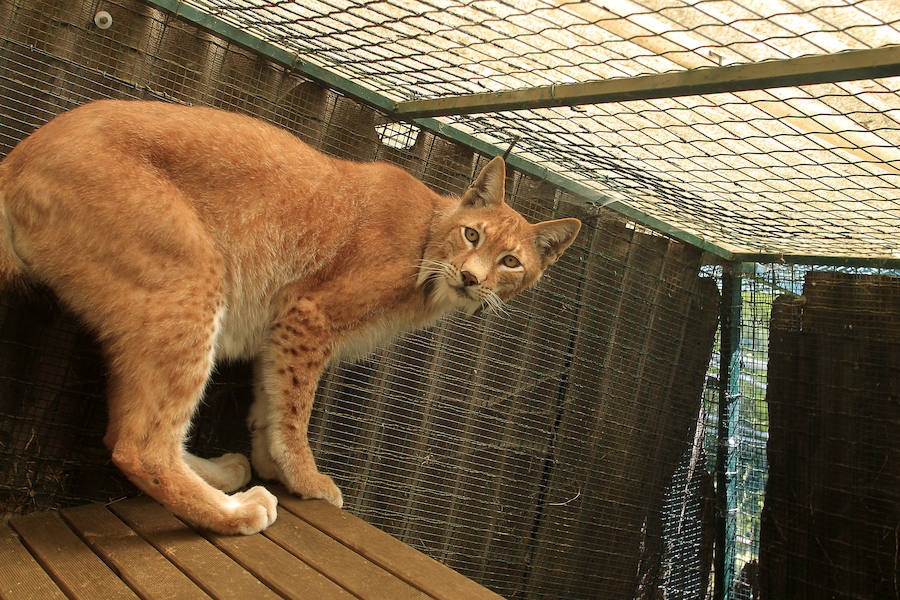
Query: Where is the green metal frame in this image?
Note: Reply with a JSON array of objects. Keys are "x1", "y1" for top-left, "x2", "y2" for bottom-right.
[
  {"x1": 393, "y1": 45, "x2": 900, "y2": 118},
  {"x1": 714, "y1": 264, "x2": 745, "y2": 600},
  {"x1": 145, "y1": 0, "x2": 738, "y2": 262},
  {"x1": 144, "y1": 0, "x2": 395, "y2": 114},
  {"x1": 144, "y1": 0, "x2": 900, "y2": 270},
  {"x1": 732, "y1": 253, "x2": 900, "y2": 269}
]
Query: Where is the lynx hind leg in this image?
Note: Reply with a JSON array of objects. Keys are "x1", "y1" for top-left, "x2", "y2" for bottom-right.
[
  {"x1": 12, "y1": 166, "x2": 276, "y2": 533},
  {"x1": 104, "y1": 318, "x2": 277, "y2": 534},
  {"x1": 104, "y1": 345, "x2": 276, "y2": 534},
  {"x1": 94, "y1": 260, "x2": 276, "y2": 533},
  {"x1": 254, "y1": 296, "x2": 342, "y2": 507},
  {"x1": 184, "y1": 452, "x2": 252, "y2": 493},
  {"x1": 102, "y1": 299, "x2": 277, "y2": 534}
]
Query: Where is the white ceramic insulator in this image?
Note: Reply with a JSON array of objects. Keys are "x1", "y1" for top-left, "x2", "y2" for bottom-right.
[{"x1": 94, "y1": 10, "x2": 112, "y2": 30}]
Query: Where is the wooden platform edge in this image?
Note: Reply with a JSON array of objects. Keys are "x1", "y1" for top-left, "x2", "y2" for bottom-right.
[
  {"x1": 8, "y1": 510, "x2": 140, "y2": 600},
  {"x1": 110, "y1": 496, "x2": 346, "y2": 600},
  {"x1": 2, "y1": 492, "x2": 507, "y2": 600},
  {"x1": 275, "y1": 489, "x2": 507, "y2": 600}
]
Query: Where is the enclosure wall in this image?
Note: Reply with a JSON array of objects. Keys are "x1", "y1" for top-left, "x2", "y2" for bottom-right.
[{"x1": 761, "y1": 271, "x2": 899, "y2": 599}]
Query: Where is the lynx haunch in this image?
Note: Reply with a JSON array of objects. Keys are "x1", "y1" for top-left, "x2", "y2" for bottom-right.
[{"x1": 0, "y1": 100, "x2": 580, "y2": 534}]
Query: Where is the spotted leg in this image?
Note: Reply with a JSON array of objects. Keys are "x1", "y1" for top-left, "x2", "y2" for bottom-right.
[{"x1": 249, "y1": 294, "x2": 342, "y2": 507}]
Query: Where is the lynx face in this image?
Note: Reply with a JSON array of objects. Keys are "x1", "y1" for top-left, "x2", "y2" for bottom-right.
[{"x1": 419, "y1": 157, "x2": 581, "y2": 315}]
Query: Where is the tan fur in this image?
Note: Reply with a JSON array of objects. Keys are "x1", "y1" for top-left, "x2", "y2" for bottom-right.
[{"x1": 0, "y1": 100, "x2": 580, "y2": 534}]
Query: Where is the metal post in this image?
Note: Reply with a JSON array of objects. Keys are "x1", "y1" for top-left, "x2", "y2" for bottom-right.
[{"x1": 714, "y1": 263, "x2": 745, "y2": 600}]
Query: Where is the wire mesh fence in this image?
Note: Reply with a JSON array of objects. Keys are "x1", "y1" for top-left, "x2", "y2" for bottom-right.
[
  {"x1": 699, "y1": 263, "x2": 900, "y2": 600},
  {"x1": 701, "y1": 265, "x2": 783, "y2": 599},
  {"x1": 761, "y1": 269, "x2": 900, "y2": 599}
]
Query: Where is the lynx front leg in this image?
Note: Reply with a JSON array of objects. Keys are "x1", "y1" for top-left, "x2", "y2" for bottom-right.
[{"x1": 250, "y1": 296, "x2": 343, "y2": 507}]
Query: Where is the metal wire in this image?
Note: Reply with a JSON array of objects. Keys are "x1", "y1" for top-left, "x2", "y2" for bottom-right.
[
  {"x1": 700, "y1": 261, "x2": 899, "y2": 598},
  {"x1": 0, "y1": 4, "x2": 720, "y2": 598}
]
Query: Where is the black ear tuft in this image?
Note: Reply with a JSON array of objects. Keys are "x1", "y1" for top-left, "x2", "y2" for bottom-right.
[
  {"x1": 533, "y1": 218, "x2": 581, "y2": 268},
  {"x1": 461, "y1": 156, "x2": 506, "y2": 208}
]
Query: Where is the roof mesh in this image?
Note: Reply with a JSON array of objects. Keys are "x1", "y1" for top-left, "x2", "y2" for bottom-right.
[{"x1": 185, "y1": 0, "x2": 900, "y2": 260}]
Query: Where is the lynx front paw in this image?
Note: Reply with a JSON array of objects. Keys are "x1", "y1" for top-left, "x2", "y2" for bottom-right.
[
  {"x1": 222, "y1": 486, "x2": 278, "y2": 535},
  {"x1": 289, "y1": 471, "x2": 343, "y2": 508}
]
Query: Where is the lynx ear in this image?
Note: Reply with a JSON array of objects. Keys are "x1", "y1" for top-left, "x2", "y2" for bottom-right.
[
  {"x1": 533, "y1": 218, "x2": 581, "y2": 268},
  {"x1": 461, "y1": 156, "x2": 506, "y2": 208}
]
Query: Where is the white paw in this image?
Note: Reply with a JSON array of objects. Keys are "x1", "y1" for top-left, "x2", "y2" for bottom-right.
[
  {"x1": 185, "y1": 452, "x2": 252, "y2": 492},
  {"x1": 290, "y1": 472, "x2": 343, "y2": 508},
  {"x1": 224, "y1": 486, "x2": 278, "y2": 535}
]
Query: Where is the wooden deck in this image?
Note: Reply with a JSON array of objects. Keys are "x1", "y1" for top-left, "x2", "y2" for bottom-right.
[{"x1": 0, "y1": 490, "x2": 504, "y2": 600}]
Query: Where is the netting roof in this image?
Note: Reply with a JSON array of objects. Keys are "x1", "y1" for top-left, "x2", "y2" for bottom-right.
[{"x1": 180, "y1": 0, "x2": 900, "y2": 262}]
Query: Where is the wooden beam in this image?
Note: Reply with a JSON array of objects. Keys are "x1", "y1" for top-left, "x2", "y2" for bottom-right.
[{"x1": 393, "y1": 45, "x2": 900, "y2": 117}]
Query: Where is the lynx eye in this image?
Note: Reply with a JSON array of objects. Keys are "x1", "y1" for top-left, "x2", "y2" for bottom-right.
[
  {"x1": 463, "y1": 227, "x2": 480, "y2": 245},
  {"x1": 501, "y1": 255, "x2": 521, "y2": 269}
]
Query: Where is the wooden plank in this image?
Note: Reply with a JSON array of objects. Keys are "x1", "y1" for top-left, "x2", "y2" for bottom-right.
[
  {"x1": 277, "y1": 493, "x2": 505, "y2": 600},
  {"x1": 261, "y1": 504, "x2": 429, "y2": 600},
  {"x1": 203, "y1": 516, "x2": 357, "y2": 600},
  {"x1": 0, "y1": 522, "x2": 68, "y2": 600},
  {"x1": 61, "y1": 503, "x2": 212, "y2": 600},
  {"x1": 8, "y1": 511, "x2": 139, "y2": 600},
  {"x1": 109, "y1": 496, "x2": 282, "y2": 600}
]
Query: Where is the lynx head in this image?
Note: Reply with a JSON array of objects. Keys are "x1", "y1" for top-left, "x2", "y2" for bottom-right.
[{"x1": 419, "y1": 156, "x2": 581, "y2": 315}]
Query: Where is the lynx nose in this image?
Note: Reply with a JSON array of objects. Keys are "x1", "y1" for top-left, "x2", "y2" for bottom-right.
[{"x1": 461, "y1": 270, "x2": 479, "y2": 287}]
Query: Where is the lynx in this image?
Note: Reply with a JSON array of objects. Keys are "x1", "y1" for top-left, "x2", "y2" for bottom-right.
[{"x1": 0, "y1": 100, "x2": 580, "y2": 534}]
